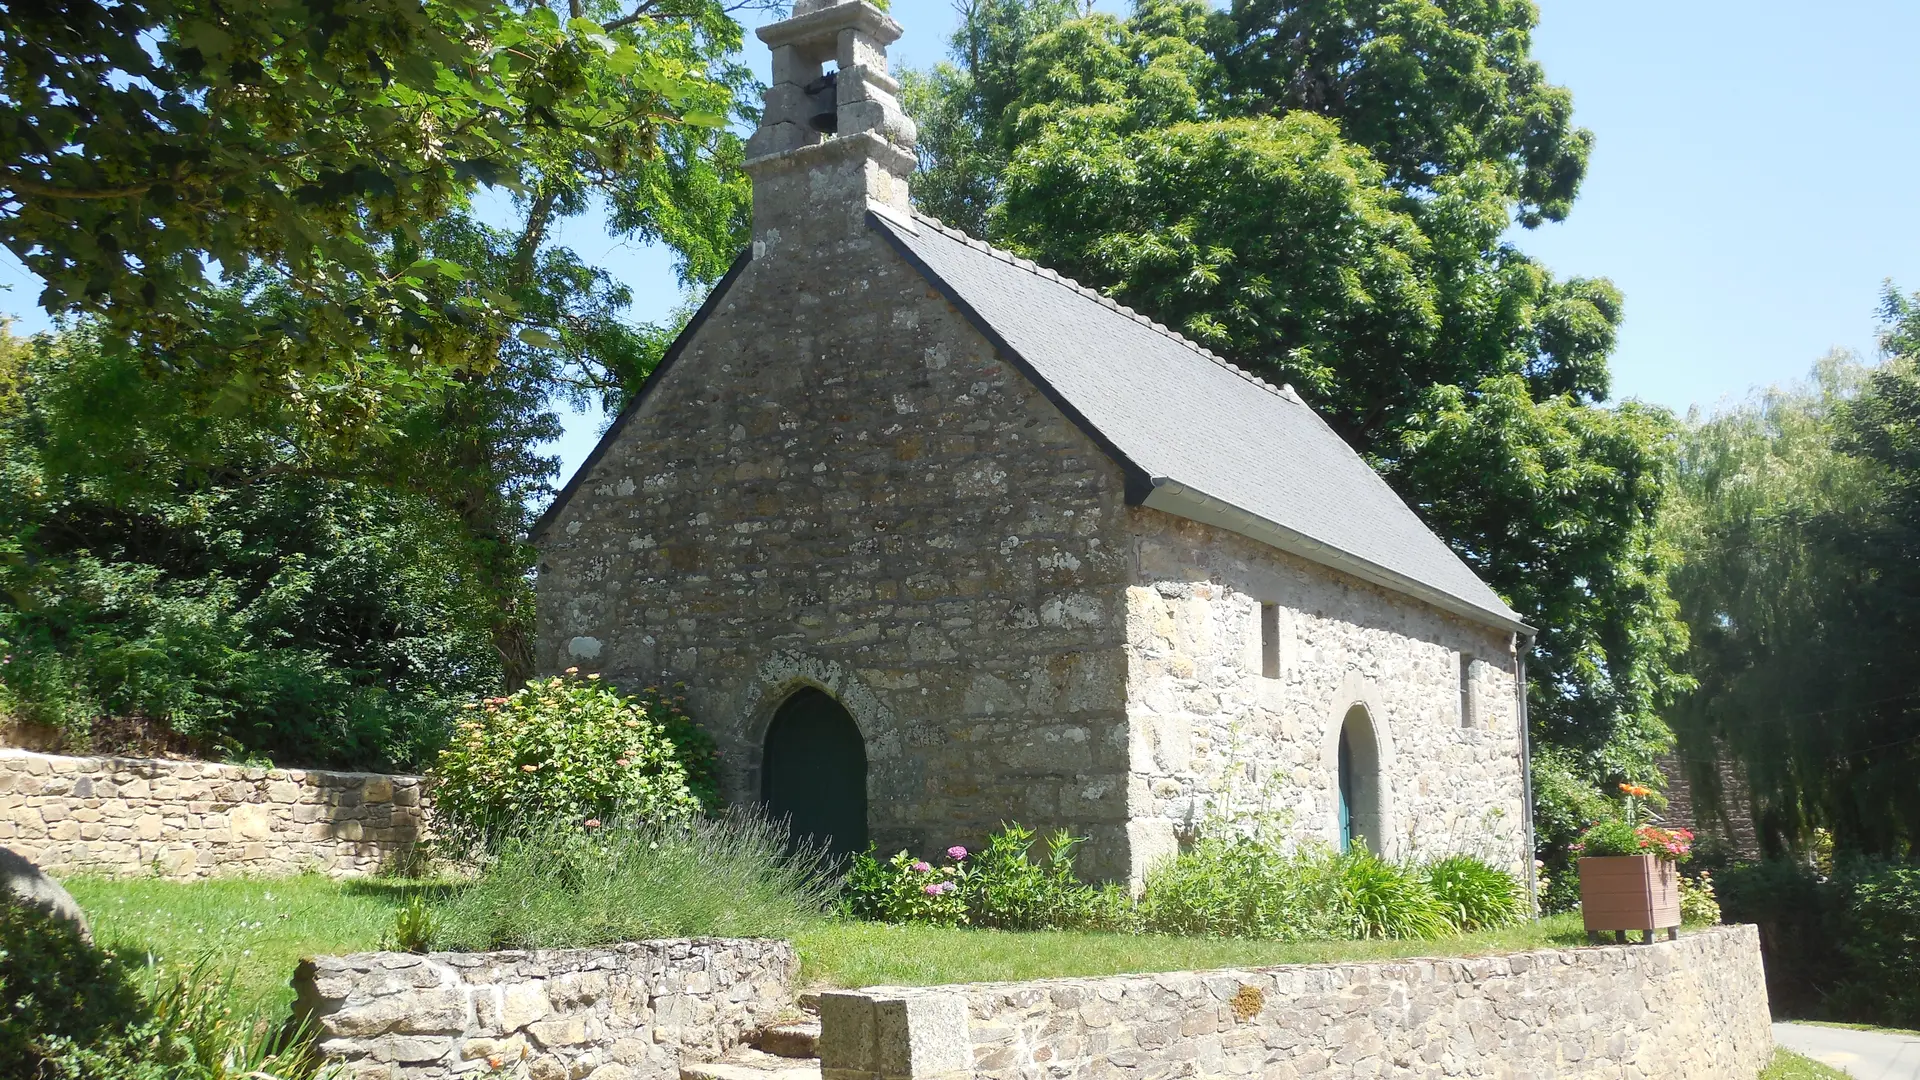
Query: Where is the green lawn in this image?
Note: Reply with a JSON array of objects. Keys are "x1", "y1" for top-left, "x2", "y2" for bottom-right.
[
  {"x1": 1761, "y1": 1049, "x2": 1853, "y2": 1079},
  {"x1": 65, "y1": 874, "x2": 1590, "y2": 1021},
  {"x1": 795, "y1": 913, "x2": 1588, "y2": 989},
  {"x1": 64, "y1": 874, "x2": 447, "y2": 1019}
]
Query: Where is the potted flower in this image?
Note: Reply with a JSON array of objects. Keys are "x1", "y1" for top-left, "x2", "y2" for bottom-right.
[{"x1": 1573, "y1": 783, "x2": 1694, "y2": 943}]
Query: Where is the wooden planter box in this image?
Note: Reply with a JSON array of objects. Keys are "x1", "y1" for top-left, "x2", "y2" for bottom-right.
[{"x1": 1580, "y1": 854, "x2": 1680, "y2": 940}]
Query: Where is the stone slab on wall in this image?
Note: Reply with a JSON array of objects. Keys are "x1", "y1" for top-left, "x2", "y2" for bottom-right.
[
  {"x1": 0, "y1": 748, "x2": 427, "y2": 879},
  {"x1": 295, "y1": 938, "x2": 799, "y2": 1080},
  {"x1": 821, "y1": 924, "x2": 1773, "y2": 1080}
]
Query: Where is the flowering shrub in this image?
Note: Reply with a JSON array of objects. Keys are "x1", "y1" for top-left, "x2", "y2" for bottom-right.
[
  {"x1": 842, "y1": 825, "x2": 1526, "y2": 942},
  {"x1": 631, "y1": 681, "x2": 722, "y2": 813},
  {"x1": 432, "y1": 670, "x2": 702, "y2": 849},
  {"x1": 1572, "y1": 818, "x2": 1694, "y2": 862},
  {"x1": 840, "y1": 824, "x2": 1113, "y2": 930},
  {"x1": 961, "y1": 824, "x2": 1100, "y2": 930},
  {"x1": 840, "y1": 847, "x2": 968, "y2": 926},
  {"x1": 1680, "y1": 871, "x2": 1721, "y2": 925}
]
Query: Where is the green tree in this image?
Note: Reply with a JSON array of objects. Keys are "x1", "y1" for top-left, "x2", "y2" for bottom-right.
[
  {"x1": 0, "y1": 0, "x2": 760, "y2": 760},
  {"x1": 1665, "y1": 300, "x2": 1920, "y2": 857},
  {"x1": 0, "y1": 0, "x2": 734, "y2": 447},
  {"x1": 1210, "y1": 0, "x2": 1591, "y2": 226},
  {"x1": 0, "y1": 325, "x2": 503, "y2": 769},
  {"x1": 907, "y1": 0, "x2": 1684, "y2": 787}
]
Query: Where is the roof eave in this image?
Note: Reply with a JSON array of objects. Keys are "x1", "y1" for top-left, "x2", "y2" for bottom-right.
[
  {"x1": 1143, "y1": 478, "x2": 1533, "y2": 637},
  {"x1": 528, "y1": 248, "x2": 754, "y2": 544}
]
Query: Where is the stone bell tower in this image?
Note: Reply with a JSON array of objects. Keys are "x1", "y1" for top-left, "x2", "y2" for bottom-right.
[{"x1": 743, "y1": 0, "x2": 917, "y2": 253}]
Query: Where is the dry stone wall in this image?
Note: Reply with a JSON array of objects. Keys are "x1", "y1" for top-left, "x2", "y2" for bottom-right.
[
  {"x1": 0, "y1": 748, "x2": 426, "y2": 879},
  {"x1": 820, "y1": 925, "x2": 1773, "y2": 1080},
  {"x1": 1124, "y1": 510, "x2": 1529, "y2": 878},
  {"x1": 295, "y1": 938, "x2": 798, "y2": 1080}
]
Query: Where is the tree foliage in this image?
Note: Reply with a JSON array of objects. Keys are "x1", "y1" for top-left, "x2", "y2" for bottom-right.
[
  {"x1": 906, "y1": 0, "x2": 1684, "y2": 786},
  {"x1": 0, "y1": 326, "x2": 504, "y2": 769},
  {"x1": 0, "y1": 0, "x2": 734, "y2": 445},
  {"x1": 0, "y1": 0, "x2": 758, "y2": 762},
  {"x1": 1665, "y1": 288, "x2": 1920, "y2": 857}
]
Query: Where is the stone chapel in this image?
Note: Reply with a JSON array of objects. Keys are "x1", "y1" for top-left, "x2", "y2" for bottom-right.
[{"x1": 533, "y1": 0, "x2": 1535, "y2": 884}]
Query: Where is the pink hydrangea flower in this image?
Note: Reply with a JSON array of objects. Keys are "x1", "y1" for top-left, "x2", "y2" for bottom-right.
[
  {"x1": 923, "y1": 881, "x2": 956, "y2": 896},
  {"x1": 947, "y1": 846, "x2": 968, "y2": 860},
  {"x1": 911, "y1": 861, "x2": 932, "y2": 873}
]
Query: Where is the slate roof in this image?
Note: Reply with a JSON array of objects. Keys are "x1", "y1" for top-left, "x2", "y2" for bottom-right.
[
  {"x1": 871, "y1": 210, "x2": 1525, "y2": 632},
  {"x1": 533, "y1": 208, "x2": 1524, "y2": 633}
]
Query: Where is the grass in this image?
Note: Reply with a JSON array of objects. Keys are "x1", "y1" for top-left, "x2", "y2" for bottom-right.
[
  {"x1": 64, "y1": 873, "x2": 443, "y2": 1019},
  {"x1": 63, "y1": 872, "x2": 1591, "y2": 1018},
  {"x1": 1792, "y1": 1019, "x2": 1920, "y2": 1037},
  {"x1": 1760, "y1": 1049, "x2": 1854, "y2": 1079},
  {"x1": 795, "y1": 913, "x2": 1586, "y2": 988},
  {"x1": 435, "y1": 815, "x2": 834, "y2": 951}
]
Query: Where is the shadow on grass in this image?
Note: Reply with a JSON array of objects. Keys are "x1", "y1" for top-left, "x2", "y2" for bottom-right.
[{"x1": 338, "y1": 877, "x2": 467, "y2": 905}]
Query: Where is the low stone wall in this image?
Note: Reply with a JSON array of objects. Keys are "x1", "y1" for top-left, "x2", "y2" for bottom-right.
[
  {"x1": 819, "y1": 924, "x2": 1773, "y2": 1080},
  {"x1": 0, "y1": 748, "x2": 426, "y2": 879},
  {"x1": 295, "y1": 938, "x2": 799, "y2": 1080}
]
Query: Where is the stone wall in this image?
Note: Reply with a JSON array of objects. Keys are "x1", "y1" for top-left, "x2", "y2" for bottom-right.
[
  {"x1": 0, "y1": 748, "x2": 426, "y2": 879},
  {"x1": 533, "y1": 186, "x2": 1141, "y2": 877},
  {"x1": 295, "y1": 938, "x2": 798, "y2": 1080},
  {"x1": 819, "y1": 925, "x2": 1774, "y2": 1080},
  {"x1": 1658, "y1": 744, "x2": 1764, "y2": 861},
  {"x1": 1124, "y1": 509, "x2": 1529, "y2": 877}
]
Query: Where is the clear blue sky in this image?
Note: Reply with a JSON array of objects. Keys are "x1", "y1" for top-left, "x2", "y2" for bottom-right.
[{"x1": 3, "y1": 1, "x2": 1915, "y2": 483}]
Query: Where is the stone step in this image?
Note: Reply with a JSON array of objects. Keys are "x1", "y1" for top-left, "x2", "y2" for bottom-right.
[
  {"x1": 754, "y1": 1020, "x2": 821, "y2": 1059},
  {"x1": 797, "y1": 991, "x2": 822, "y2": 1013},
  {"x1": 681, "y1": 1049, "x2": 821, "y2": 1080}
]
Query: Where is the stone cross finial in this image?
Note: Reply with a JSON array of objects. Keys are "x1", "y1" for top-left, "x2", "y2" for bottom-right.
[{"x1": 745, "y1": 0, "x2": 917, "y2": 248}]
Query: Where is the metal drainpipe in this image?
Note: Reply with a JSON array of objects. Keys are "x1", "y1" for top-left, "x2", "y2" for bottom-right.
[{"x1": 1517, "y1": 633, "x2": 1539, "y2": 914}]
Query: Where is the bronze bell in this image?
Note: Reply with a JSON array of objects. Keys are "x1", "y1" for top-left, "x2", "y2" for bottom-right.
[{"x1": 804, "y1": 71, "x2": 838, "y2": 134}]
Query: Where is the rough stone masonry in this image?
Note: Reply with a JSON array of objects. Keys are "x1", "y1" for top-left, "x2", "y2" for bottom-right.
[
  {"x1": 0, "y1": 748, "x2": 426, "y2": 879},
  {"x1": 820, "y1": 925, "x2": 1774, "y2": 1080},
  {"x1": 295, "y1": 938, "x2": 798, "y2": 1080},
  {"x1": 534, "y1": 0, "x2": 1530, "y2": 884}
]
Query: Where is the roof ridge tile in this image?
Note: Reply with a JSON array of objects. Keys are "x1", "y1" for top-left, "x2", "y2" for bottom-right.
[{"x1": 907, "y1": 210, "x2": 1289, "y2": 402}]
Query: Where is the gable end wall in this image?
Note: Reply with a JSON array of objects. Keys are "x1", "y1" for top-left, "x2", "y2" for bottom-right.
[{"x1": 535, "y1": 227, "x2": 1142, "y2": 878}]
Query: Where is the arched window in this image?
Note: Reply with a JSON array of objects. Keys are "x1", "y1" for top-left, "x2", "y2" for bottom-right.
[
  {"x1": 761, "y1": 688, "x2": 868, "y2": 860},
  {"x1": 1337, "y1": 704, "x2": 1383, "y2": 853}
]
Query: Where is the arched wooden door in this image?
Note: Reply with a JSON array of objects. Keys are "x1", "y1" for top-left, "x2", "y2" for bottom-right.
[{"x1": 761, "y1": 688, "x2": 868, "y2": 860}]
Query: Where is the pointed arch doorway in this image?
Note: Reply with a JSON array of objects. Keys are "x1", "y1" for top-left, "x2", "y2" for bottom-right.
[{"x1": 761, "y1": 688, "x2": 868, "y2": 860}]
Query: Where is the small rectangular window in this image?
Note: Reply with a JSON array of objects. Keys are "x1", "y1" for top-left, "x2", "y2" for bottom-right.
[
  {"x1": 1459, "y1": 653, "x2": 1476, "y2": 728},
  {"x1": 1260, "y1": 603, "x2": 1280, "y2": 679}
]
